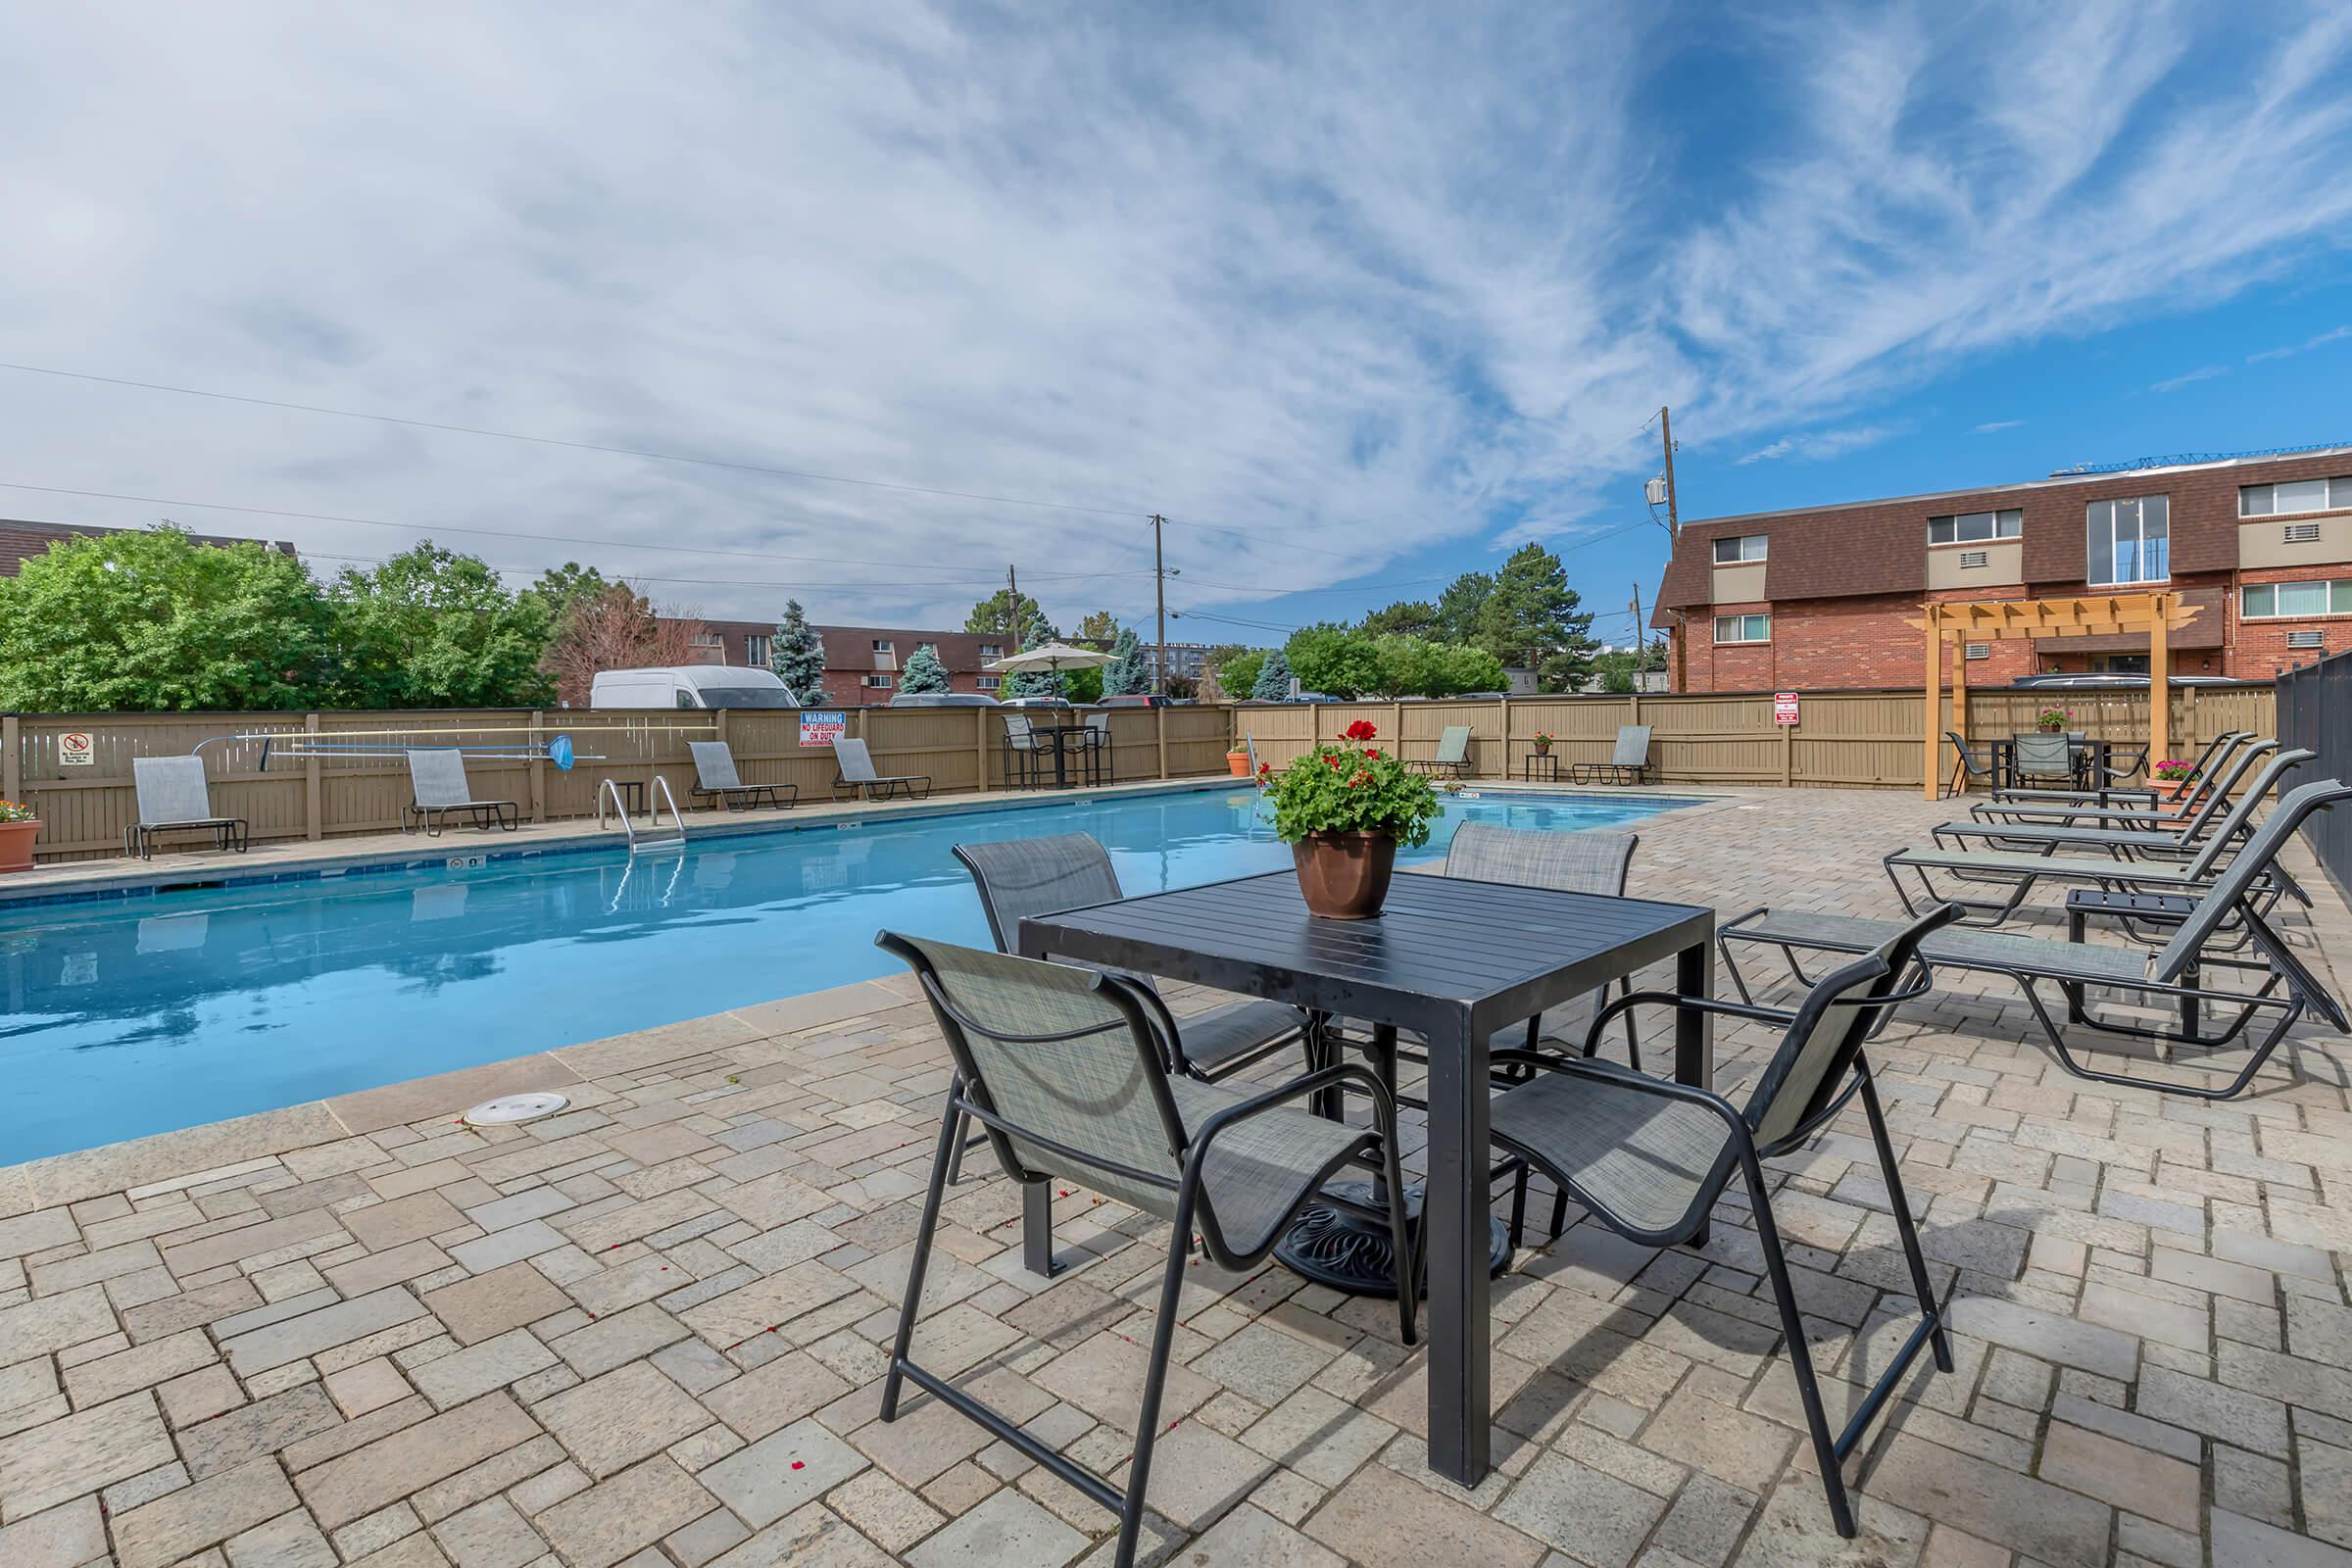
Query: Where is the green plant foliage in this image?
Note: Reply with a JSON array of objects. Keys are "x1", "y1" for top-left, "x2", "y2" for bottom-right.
[
  {"x1": 1076, "y1": 610, "x2": 1122, "y2": 644},
  {"x1": 0, "y1": 525, "x2": 335, "y2": 711},
  {"x1": 326, "y1": 544, "x2": 554, "y2": 709},
  {"x1": 1102, "y1": 628, "x2": 1151, "y2": 696},
  {"x1": 1263, "y1": 720, "x2": 1442, "y2": 847},
  {"x1": 522, "y1": 562, "x2": 612, "y2": 625},
  {"x1": 965, "y1": 589, "x2": 1057, "y2": 649},
  {"x1": 1213, "y1": 646, "x2": 1264, "y2": 701},
  {"x1": 1359, "y1": 599, "x2": 1440, "y2": 639},
  {"x1": 1370, "y1": 636, "x2": 1508, "y2": 697},
  {"x1": 769, "y1": 600, "x2": 828, "y2": 703},
  {"x1": 1250, "y1": 649, "x2": 1294, "y2": 702},
  {"x1": 1062, "y1": 664, "x2": 1104, "y2": 704},
  {"x1": 899, "y1": 643, "x2": 951, "y2": 694},
  {"x1": 1283, "y1": 623, "x2": 1384, "y2": 699}
]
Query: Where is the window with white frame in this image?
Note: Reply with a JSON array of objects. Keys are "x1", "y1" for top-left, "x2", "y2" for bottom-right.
[
  {"x1": 2239, "y1": 476, "x2": 2351, "y2": 516},
  {"x1": 2086, "y1": 495, "x2": 2169, "y2": 586},
  {"x1": 862, "y1": 673, "x2": 894, "y2": 688},
  {"x1": 1928, "y1": 509, "x2": 2022, "y2": 546},
  {"x1": 871, "y1": 639, "x2": 894, "y2": 653},
  {"x1": 2241, "y1": 579, "x2": 2352, "y2": 618},
  {"x1": 1714, "y1": 612, "x2": 1770, "y2": 644},
  {"x1": 744, "y1": 634, "x2": 770, "y2": 665},
  {"x1": 978, "y1": 643, "x2": 1003, "y2": 659},
  {"x1": 976, "y1": 674, "x2": 1001, "y2": 691},
  {"x1": 690, "y1": 631, "x2": 722, "y2": 647},
  {"x1": 1712, "y1": 534, "x2": 1768, "y2": 564}
]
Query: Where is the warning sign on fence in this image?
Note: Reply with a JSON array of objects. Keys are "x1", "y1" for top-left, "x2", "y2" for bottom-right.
[
  {"x1": 798, "y1": 710, "x2": 848, "y2": 748},
  {"x1": 1772, "y1": 692, "x2": 1799, "y2": 726},
  {"x1": 58, "y1": 732, "x2": 95, "y2": 766}
]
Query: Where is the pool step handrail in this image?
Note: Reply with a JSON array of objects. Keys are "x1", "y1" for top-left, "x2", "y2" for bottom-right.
[{"x1": 599, "y1": 777, "x2": 688, "y2": 855}]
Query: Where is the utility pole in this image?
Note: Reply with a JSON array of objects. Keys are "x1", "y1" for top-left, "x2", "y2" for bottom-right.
[
  {"x1": 1005, "y1": 564, "x2": 1020, "y2": 648},
  {"x1": 1149, "y1": 514, "x2": 1168, "y2": 697},
  {"x1": 1630, "y1": 580, "x2": 1645, "y2": 671},
  {"x1": 1658, "y1": 406, "x2": 1680, "y2": 537}
]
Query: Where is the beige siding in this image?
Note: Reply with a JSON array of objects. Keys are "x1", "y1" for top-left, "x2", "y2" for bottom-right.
[
  {"x1": 1927, "y1": 540, "x2": 2023, "y2": 589},
  {"x1": 1711, "y1": 563, "x2": 1767, "y2": 603},
  {"x1": 2238, "y1": 515, "x2": 2352, "y2": 568}
]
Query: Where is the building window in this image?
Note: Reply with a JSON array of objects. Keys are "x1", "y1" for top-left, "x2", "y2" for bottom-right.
[
  {"x1": 976, "y1": 675, "x2": 1001, "y2": 691},
  {"x1": 2086, "y1": 495, "x2": 2169, "y2": 586},
  {"x1": 870, "y1": 639, "x2": 894, "y2": 654},
  {"x1": 744, "y1": 634, "x2": 770, "y2": 665},
  {"x1": 978, "y1": 643, "x2": 1002, "y2": 659},
  {"x1": 1714, "y1": 613, "x2": 1770, "y2": 644},
  {"x1": 1712, "y1": 534, "x2": 1768, "y2": 564},
  {"x1": 2240, "y1": 476, "x2": 2350, "y2": 516},
  {"x1": 1928, "y1": 509, "x2": 2022, "y2": 545},
  {"x1": 690, "y1": 631, "x2": 722, "y2": 648},
  {"x1": 1964, "y1": 642, "x2": 1990, "y2": 660},
  {"x1": 2242, "y1": 579, "x2": 2352, "y2": 618},
  {"x1": 862, "y1": 673, "x2": 894, "y2": 689}
]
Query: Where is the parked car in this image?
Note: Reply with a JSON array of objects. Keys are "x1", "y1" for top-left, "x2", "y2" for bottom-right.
[
  {"x1": 1097, "y1": 694, "x2": 1171, "y2": 708},
  {"x1": 589, "y1": 666, "x2": 801, "y2": 710},
  {"x1": 887, "y1": 692, "x2": 1001, "y2": 708}
]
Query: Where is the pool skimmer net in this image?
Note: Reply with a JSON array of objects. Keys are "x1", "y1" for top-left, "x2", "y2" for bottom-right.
[{"x1": 463, "y1": 1092, "x2": 570, "y2": 1127}]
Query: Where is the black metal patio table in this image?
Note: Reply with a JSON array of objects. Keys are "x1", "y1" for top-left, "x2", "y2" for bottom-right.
[{"x1": 1018, "y1": 868, "x2": 1715, "y2": 1490}]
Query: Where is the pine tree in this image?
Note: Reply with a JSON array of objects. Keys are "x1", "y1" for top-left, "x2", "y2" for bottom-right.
[
  {"x1": 769, "y1": 600, "x2": 828, "y2": 704},
  {"x1": 1250, "y1": 649, "x2": 1295, "y2": 702},
  {"x1": 899, "y1": 643, "x2": 951, "y2": 694},
  {"x1": 1102, "y1": 628, "x2": 1150, "y2": 696}
]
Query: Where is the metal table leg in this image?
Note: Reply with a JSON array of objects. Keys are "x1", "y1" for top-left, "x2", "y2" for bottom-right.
[
  {"x1": 1676, "y1": 939, "x2": 1715, "y2": 1250},
  {"x1": 1423, "y1": 1004, "x2": 1491, "y2": 1487}
]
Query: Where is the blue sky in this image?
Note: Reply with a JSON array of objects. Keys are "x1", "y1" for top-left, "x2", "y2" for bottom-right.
[{"x1": 2, "y1": 3, "x2": 2349, "y2": 652}]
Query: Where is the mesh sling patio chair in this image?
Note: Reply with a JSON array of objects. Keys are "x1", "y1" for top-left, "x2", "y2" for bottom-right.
[
  {"x1": 686, "y1": 741, "x2": 797, "y2": 812},
  {"x1": 402, "y1": 749, "x2": 519, "y2": 836},
  {"x1": 125, "y1": 756, "x2": 250, "y2": 860},
  {"x1": 1929, "y1": 747, "x2": 2309, "y2": 862},
  {"x1": 830, "y1": 737, "x2": 930, "y2": 802},
  {"x1": 1485, "y1": 902, "x2": 1962, "y2": 1539},
  {"x1": 1724, "y1": 781, "x2": 2352, "y2": 1099},
  {"x1": 1405, "y1": 724, "x2": 1475, "y2": 777},
  {"x1": 999, "y1": 714, "x2": 1045, "y2": 789},
  {"x1": 1573, "y1": 724, "x2": 1657, "y2": 786},
  {"x1": 2008, "y1": 731, "x2": 2078, "y2": 789},
  {"x1": 1970, "y1": 734, "x2": 2265, "y2": 828},
  {"x1": 875, "y1": 931, "x2": 1416, "y2": 1568}
]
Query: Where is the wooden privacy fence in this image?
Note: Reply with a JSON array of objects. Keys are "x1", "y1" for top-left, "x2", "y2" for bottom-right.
[
  {"x1": 1232, "y1": 684, "x2": 2278, "y2": 792},
  {"x1": 1, "y1": 704, "x2": 1238, "y2": 862},
  {"x1": 2, "y1": 686, "x2": 2278, "y2": 862}
]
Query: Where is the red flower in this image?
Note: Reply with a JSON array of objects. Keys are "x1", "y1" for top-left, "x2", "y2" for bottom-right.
[
  {"x1": 1348, "y1": 770, "x2": 1371, "y2": 788},
  {"x1": 1257, "y1": 761, "x2": 1272, "y2": 777},
  {"x1": 1363, "y1": 748, "x2": 1381, "y2": 760},
  {"x1": 1326, "y1": 754, "x2": 1346, "y2": 769},
  {"x1": 1342, "y1": 719, "x2": 1379, "y2": 742}
]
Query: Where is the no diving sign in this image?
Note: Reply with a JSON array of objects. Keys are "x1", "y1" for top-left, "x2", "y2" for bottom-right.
[{"x1": 59, "y1": 732, "x2": 95, "y2": 766}]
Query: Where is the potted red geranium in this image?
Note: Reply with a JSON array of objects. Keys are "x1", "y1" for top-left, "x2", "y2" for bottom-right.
[
  {"x1": 1264, "y1": 720, "x2": 1441, "y2": 919},
  {"x1": 0, "y1": 800, "x2": 40, "y2": 873}
]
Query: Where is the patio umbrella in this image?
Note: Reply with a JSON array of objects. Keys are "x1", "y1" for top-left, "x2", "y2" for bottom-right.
[{"x1": 985, "y1": 640, "x2": 1113, "y2": 703}]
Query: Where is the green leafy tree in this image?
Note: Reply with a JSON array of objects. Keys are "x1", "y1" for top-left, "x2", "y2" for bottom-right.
[
  {"x1": 1284, "y1": 623, "x2": 1384, "y2": 699},
  {"x1": 1250, "y1": 649, "x2": 1295, "y2": 702},
  {"x1": 522, "y1": 563, "x2": 611, "y2": 626},
  {"x1": 1062, "y1": 664, "x2": 1104, "y2": 704},
  {"x1": 327, "y1": 544, "x2": 553, "y2": 708},
  {"x1": 1471, "y1": 544, "x2": 1597, "y2": 691},
  {"x1": 1359, "y1": 599, "x2": 1440, "y2": 640},
  {"x1": 1102, "y1": 628, "x2": 1151, "y2": 696},
  {"x1": 768, "y1": 600, "x2": 827, "y2": 704},
  {"x1": 1434, "y1": 571, "x2": 1494, "y2": 645},
  {"x1": 1210, "y1": 645, "x2": 1262, "y2": 702},
  {"x1": 1075, "y1": 610, "x2": 1123, "y2": 646},
  {"x1": 964, "y1": 589, "x2": 1056, "y2": 649},
  {"x1": 898, "y1": 643, "x2": 951, "y2": 694},
  {"x1": 1369, "y1": 636, "x2": 1508, "y2": 698},
  {"x1": 0, "y1": 525, "x2": 333, "y2": 711}
]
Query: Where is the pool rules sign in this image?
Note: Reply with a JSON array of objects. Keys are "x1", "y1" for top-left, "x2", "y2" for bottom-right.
[{"x1": 1773, "y1": 692, "x2": 1799, "y2": 726}]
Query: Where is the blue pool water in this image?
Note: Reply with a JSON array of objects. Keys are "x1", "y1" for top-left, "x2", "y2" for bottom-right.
[{"x1": 0, "y1": 786, "x2": 1694, "y2": 1161}]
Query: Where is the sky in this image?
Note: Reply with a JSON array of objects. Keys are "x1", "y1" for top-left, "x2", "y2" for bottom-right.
[{"x1": 3, "y1": 2, "x2": 2350, "y2": 655}]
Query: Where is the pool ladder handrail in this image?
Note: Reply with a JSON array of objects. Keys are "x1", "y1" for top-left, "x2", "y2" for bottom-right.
[{"x1": 599, "y1": 776, "x2": 688, "y2": 855}]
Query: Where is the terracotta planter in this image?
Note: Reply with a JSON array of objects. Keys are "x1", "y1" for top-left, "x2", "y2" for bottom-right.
[
  {"x1": 1226, "y1": 750, "x2": 1251, "y2": 777},
  {"x1": 1533, "y1": 742, "x2": 1552, "y2": 756},
  {"x1": 0, "y1": 820, "x2": 39, "y2": 874},
  {"x1": 1291, "y1": 831, "x2": 1397, "y2": 920}
]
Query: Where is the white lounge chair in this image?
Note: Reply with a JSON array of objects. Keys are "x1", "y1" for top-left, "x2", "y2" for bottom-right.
[{"x1": 125, "y1": 757, "x2": 249, "y2": 860}]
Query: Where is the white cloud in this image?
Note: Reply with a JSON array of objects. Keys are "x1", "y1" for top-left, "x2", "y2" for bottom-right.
[
  {"x1": 0, "y1": 3, "x2": 2347, "y2": 628},
  {"x1": 1736, "y1": 424, "x2": 1903, "y2": 465},
  {"x1": 2252, "y1": 323, "x2": 2352, "y2": 361},
  {"x1": 1974, "y1": 419, "x2": 2024, "y2": 432},
  {"x1": 2151, "y1": 365, "x2": 2230, "y2": 392}
]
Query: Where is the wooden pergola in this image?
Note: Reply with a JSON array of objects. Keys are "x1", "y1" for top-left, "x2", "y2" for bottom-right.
[{"x1": 1918, "y1": 592, "x2": 2202, "y2": 800}]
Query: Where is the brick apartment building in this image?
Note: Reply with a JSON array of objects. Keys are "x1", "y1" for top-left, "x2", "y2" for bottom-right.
[
  {"x1": 1652, "y1": 445, "x2": 2352, "y2": 691},
  {"x1": 678, "y1": 619, "x2": 1015, "y2": 702},
  {"x1": 2, "y1": 518, "x2": 298, "y2": 576}
]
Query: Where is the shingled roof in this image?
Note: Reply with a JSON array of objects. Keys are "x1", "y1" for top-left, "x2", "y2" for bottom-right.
[{"x1": 0, "y1": 518, "x2": 299, "y2": 577}]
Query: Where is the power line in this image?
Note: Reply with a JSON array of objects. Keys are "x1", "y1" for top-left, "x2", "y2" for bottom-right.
[{"x1": 0, "y1": 362, "x2": 1150, "y2": 519}]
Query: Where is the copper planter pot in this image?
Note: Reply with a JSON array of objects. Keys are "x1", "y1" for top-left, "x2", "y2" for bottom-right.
[{"x1": 1291, "y1": 831, "x2": 1397, "y2": 920}]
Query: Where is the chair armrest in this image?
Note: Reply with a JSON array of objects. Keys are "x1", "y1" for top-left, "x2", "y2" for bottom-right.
[
  {"x1": 1577, "y1": 988, "x2": 1796, "y2": 1057},
  {"x1": 1187, "y1": 1063, "x2": 1393, "y2": 1159},
  {"x1": 1492, "y1": 1051, "x2": 1756, "y2": 1149}
]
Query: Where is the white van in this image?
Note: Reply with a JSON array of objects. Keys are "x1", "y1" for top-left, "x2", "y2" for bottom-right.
[{"x1": 588, "y1": 666, "x2": 802, "y2": 710}]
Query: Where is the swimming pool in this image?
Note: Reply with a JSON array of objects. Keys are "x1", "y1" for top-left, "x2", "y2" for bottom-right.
[{"x1": 0, "y1": 786, "x2": 1698, "y2": 1161}]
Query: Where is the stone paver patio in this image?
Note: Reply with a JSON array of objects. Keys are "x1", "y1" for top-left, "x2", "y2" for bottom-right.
[{"x1": 3, "y1": 787, "x2": 2350, "y2": 1567}]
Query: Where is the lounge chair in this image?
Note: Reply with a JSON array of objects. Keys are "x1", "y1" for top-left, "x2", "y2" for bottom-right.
[
  {"x1": 830, "y1": 737, "x2": 929, "y2": 802},
  {"x1": 1944, "y1": 727, "x2": 2227, "y2": 805},
  {"x1": 1974, "y1": 736, "x2": 2271, "y2": 829},
  {"x1": 124, "y1": 756, "x2": 250, "y2": 860},
  {"x1": 401, "y1": 749, "x2": 518, "y2": 836},
  {"x1": 1723, "y1": 782, "x2": 2352, "y2": 1098},
  {"x1": 1488, "y1": 904, "x2": 1959, "y2": 1538},
  {"x1": 686, "y1": 741, "x2": 797, "y2": 812},
  {"x1": 1406, "y1": 724, "x2": 1475, "y2": 777},
  {"x1": 1572, "y1": 724, "x2": 1655, "y2": 786},
  {"x1": 1885, "y1": 775, "x2": 2329, "y2": 925},
  {"x1": 874, "y1": 931, "x2": 1417, "y2": 1568},
  {"x1": 1930, "y1": 748, "x2": 2309, "y2": 862},
  {"x1": 999, "y1": 714, "x2": 1045, "y2": 789}
]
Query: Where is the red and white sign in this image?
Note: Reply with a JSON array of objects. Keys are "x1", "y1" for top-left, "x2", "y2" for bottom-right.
[
  {"x1": 58, "y1": 732, "x2": 95, "y2": 766},
  {"x1": 798, "y1": 710, "x2": 848, "y2": 748},
  {"x1": 1772, "y1": 692, "x2": 1799, "y2": 726}
]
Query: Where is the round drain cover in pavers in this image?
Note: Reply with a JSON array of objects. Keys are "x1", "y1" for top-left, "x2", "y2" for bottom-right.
[{"x1": 463, "y1": 1091, "x2": 570, "y2": 1126}]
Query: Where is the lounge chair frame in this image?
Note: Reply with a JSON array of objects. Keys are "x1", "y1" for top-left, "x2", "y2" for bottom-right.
[
  {"x1": 686, "y1": 741, "x2": 798, "y2": 812},
  {"x1": 125, "y1": 757, "x2": 250, "y2": 860},
  {"x1": 1571, "y1": 724, "x2": 1656, "y2": 786},
  {"x1": 830, "y1": 736, "x2": 930, "y2": 802},
  {"x1": 1405, "y1": 724, "x2": 1475, "y2": 778},
  {"x1": 401, "y1": 749, "x2": 518, "y2": 837}
]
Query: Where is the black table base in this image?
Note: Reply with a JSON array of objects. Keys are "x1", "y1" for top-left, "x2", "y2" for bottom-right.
[{"x1": 1275, "y1": 1179, "x2": 1510, "y2": 1296}]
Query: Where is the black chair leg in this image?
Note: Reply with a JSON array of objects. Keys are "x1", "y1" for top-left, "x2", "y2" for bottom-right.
[
  {"x1": 1861, "y1": 1068, "x2": 1953, "y2": 1371},
  {"x1": 1509, "y1": 1163, "x2": 1530, "y2": 1251},
  {"x1": 1115, "y1": 1190, "x2": 1202, "y2": 1568},
  {"x1": 1745, "y1": 1164, "x2": 1858, "y2": 1538},
  {"x1": 881, "y1": 1094, "x2": 960, "y2": 1423}
]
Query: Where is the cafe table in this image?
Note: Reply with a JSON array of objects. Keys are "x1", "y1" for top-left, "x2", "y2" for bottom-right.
[{"x1": 1018, "y1": 867, "x2": 1716, "y2": 1488}]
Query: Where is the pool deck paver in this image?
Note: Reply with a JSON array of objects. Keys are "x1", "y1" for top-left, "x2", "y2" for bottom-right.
[{"x1": 2, "y1": 787, "x2": 2350, "y2": 1565}]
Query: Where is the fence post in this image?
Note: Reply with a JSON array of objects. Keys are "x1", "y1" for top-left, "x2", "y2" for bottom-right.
[
  {"x1": 305, "y1": 711, "x2": 323, "y2": 839},
  {"x1": 1494, "y1": 696, "x2": 1506, "y2": 778},
  {"x1": 529, "y1": 710, "x2": 547, "y2": 823},
  {"x1": 1154, "y1": 706, "x2": 1169, "y2": 780},
  {"x1": 1780, "y1": 707, "x2": 1794, "y2": 789},
  {"x1": 975, "y1": 707, "x2": 991, "y2": 792},
  {"x1": 3, "y1": 714, "x2": 19, "y2": 807}
]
